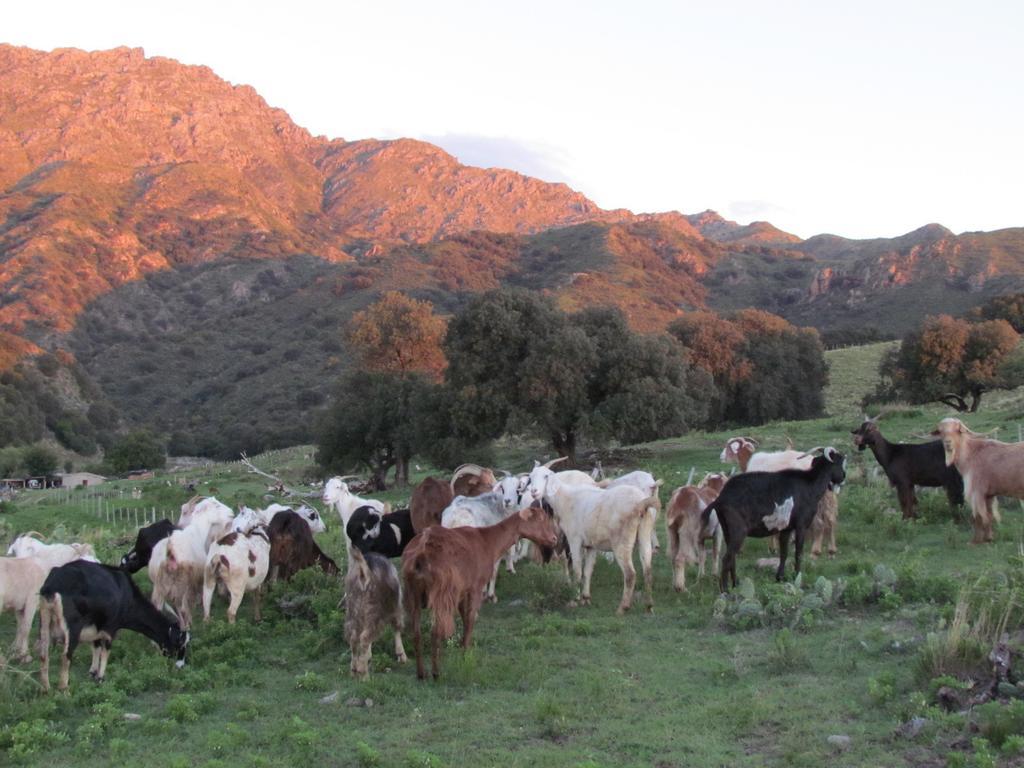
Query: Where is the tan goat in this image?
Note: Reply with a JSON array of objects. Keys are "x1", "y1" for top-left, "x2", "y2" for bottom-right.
[
  {"x1": 665, "y1": 473, "x2": 727, "y2": 592},
  {"x1": 0, "y1": 556, "x2": 47, "y2": 662},
  {"x1": 933, "y1": 418, "x2": 1024, "y2": 543}
]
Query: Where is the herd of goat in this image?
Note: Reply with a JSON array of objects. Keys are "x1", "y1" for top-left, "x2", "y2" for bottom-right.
[{"x1": 2, "y1": 416, "x2": 1023, "y2": 687}]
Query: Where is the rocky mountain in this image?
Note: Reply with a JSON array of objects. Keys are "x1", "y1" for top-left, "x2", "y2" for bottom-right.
[{"x1": 2, "y1": 44, "x2": 1024, "y2": 456}]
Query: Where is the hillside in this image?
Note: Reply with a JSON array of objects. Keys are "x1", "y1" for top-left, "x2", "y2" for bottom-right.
[{"x1": 3, "y1": 44, "x2": 1024, "y2": 455}]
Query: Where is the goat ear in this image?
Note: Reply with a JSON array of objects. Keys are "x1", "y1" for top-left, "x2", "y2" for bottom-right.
[{"x1": 729, "y1": 440, "x2": 740, "y2": 453}]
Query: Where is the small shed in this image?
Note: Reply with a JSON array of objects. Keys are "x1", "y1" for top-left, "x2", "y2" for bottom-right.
[{"x1": 59, "y1": 472, "x2": 108, "y2": 488}]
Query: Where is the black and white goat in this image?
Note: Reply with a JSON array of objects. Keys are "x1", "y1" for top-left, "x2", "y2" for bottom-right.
[
  {"x1": 39, "y1": 560, "x2": 190, "y2": 692},
  {"x1": 346, "y1": 506, "x2": 416, "y2": 558},
  {"x1": 702, "y1": 447, "x2": 847, "y2": 591}
]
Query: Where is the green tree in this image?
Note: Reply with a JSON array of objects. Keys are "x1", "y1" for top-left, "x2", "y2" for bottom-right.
[
  {"x1": 22, "y1": 444, "x2": 58, "y2": 477},
  {"x1": 669, "y1": 308, "x2": 828, "y2": 426},
  {"x1": 0, "y1": 447, "x2": 22, "y2": 478},
  {"x1": 444, "y1": 292, "x2": 713, "y2": 463},
  {"x1": 315, "y1": 371, "x2": 428, "y2": 488},
  {"x1": 877, "y1": 315, "x2": 1021, "y2": 412},
  {"x1": 106, "y1": 431, "x2": 167, "y2": 474}
]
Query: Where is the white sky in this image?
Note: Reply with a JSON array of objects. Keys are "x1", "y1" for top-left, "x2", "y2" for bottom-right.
[{"x1": 5, "y1": 0, "x2": 1023, "y2": 239}]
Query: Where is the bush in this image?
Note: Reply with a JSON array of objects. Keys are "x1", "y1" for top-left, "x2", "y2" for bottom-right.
[{"x1": 976, "y1": 700, "x2": 1024, "y2": 748}]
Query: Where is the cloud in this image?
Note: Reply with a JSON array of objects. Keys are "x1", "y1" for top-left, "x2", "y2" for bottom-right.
[
  {"x1": 726, "y1": 199, "x2": 791, "y2": 222},
  {"x1": 421, "y1": 133, "x2": 574, "y2": 185}
]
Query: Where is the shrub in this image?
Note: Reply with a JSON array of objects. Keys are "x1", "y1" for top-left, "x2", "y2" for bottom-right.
[{"x1": 976, "y1": 700, "x2": 1024, "y2": 748}]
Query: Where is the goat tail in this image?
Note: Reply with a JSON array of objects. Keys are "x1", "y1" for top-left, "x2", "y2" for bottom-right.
[
  {"x1": 701, "y1": 500, "x2": 718, "y2": 528},
  {"x1": 427, "y1": 580, "x2": 458, "y2": 640}
]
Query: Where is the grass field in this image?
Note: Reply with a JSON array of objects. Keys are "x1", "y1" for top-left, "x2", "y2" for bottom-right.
[{"x1": 2, "y1": 347, "x2": 1024, "y2": 767}]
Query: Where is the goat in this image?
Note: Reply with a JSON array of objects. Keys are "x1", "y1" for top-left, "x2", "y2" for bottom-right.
[
  {"x1": 149, "y1": 500, "x2": 234, "y2": 629},
  {"x1": 0, "y1": 556, "x2": 47, "y2": 662},
  {"x1": 852, "y1": 417, "x2": 964, "y2": 520},
  {"x1": 39, "y1": 560, "x2": 189, "y2": 692},
  {"x1": 440, "y1": 490, "x2": 520, "y2": 603},
  {"x1": 231, "y1": 503, "x2": 326, "y2": 535},
  {"x1": 703, "y1": 447, "x2": 847, "y2": 591},
  {"x1": 932, "y1": 418, "x2": 1024, "y2": 543},
  {"x1": 345, "y1": 548, "x2": 407, "y2": 679},
  {"x1": 267, "y1": 510, "x2": 340, "y2": 581},
  {"x1": 721, "y1": 436, "x2": 813, "y2": 473},
  {"x1": 409, "y1": 476, "x2": 454, "y2": 533},
  {"x1": 346, "y1": 506, "x2": 416, "y2": 558},
  {"x1": 202, "y1": 527, "x2": 271, "y2": 623},
  {"x1": 665, "y1": 472, "x2": 727, "y2": 592},
  {"x1": 120, "y1": 519, "x2": 177, "y2": 573},
  {"x1": 402, "y1": 506, "x2": 559, "y2": 680},
  {"x1": 450, "y1": 464, "x2": 497, "y2": 497},
  {"x1": 598, "y1": 470, "x2": 664, "y2": 553},
  {"x1": 6, "y1": 533, "x2": 99, "y2": 568},
  {"x1": 528, "y1": 463, "x2": 659, "y2": 614},
  {"x1": 322, "y1": 477, "x2": 388, "y2": 557}
]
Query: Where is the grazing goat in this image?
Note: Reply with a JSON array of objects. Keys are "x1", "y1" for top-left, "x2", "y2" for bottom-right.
[
  {"x1": 202, "y1": 527, "x2": 271, "y2": 623},
  {"x1": 852, "y1": 417, "x2": 964, "y2": 520},
  {"x1": 345, "y1": 548, "x2": 407, "y2": 679},
  {"x1": 450, "y1": 464, "x2": 497, "y2": 497},
  {"x1": 149, "y1": 500, "x2": 234, "y2": 629},
  {"x1": 267, "y1": 510, "x2": 340, "y2": 581},
  {"x1": 0, "y1": 556, "x2": 47, "y2": 662},
  {"x1": 529, "y1": 463, "x2": 660, "y2": 614},
  {"x1": 120, "y1": 519, "x2": 177, "y2": 573},
  {"x1": 402, "y1": 506, "x2": 559, "y2": 680},
  {"x1": 231, "y1": 503, "x2": 326, "y2": 535},
  {"x1": 932, "y1": 418, "x2": 1024, "y2": 543},
  {"x1": 6, "y1": 533, "x2": 98, "y2": 568},
  {"x1": 409, "y1": 476, "x2": 454, "y2": 533},
  {"x1": 39, "y1": 560, "x2": 189, "y2": 692},
  {"x1": 665, "y1": 473, "x2": 727, "y2": 592},
  {"x1": 703, "y1": 447, "x2": 847, "y2": 591},
  {"x1": 346, "y1": 506, "x2": 416, "y2": 558}
]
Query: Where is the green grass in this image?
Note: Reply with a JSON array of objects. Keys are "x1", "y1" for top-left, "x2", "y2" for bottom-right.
[{"x1": 3, "y1": 347, "x2": 1024, "y2": 766}]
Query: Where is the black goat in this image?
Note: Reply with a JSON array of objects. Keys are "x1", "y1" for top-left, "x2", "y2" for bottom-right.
[
  {"x1": 347, "y1": 505, "x2": 416, "y2": 558},
  {"x1": 120, "y1": 519, "x2": 177, "y2": 573},
  {"x1": 703, "y1": 448, "x2": 847, "y2": 591},
  {"x1": 39, "y1": 560, "x2": 189, "y2": 692},
  {"x1": 851, "y1": 419, "x2": 964, "y2": 519}
]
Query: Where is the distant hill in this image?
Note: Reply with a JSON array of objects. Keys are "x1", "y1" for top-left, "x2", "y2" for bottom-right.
[{"x1": 3, "y1": 44, "x2": 1024, "y2": 455}]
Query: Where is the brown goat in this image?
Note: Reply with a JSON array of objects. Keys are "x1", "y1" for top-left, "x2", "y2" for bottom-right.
[
  {"x1": 933, "y1": 418, "x2": 1024, "y2": 542},
  {"x1": 450, "y1": 464, "x2": 496, "y2": 498},
  {"x1": 665, "y1": 473, "x2": 727, "y2": 592},
  {"x1": 410, "y1": 477, "x2": 454, "y2": 533},
  {"x1": 267, "y1": 511, "x2": 339, "y2": 581},
  {"x1": 402, "y1": 506, "x2": 559, "y2": 680}
]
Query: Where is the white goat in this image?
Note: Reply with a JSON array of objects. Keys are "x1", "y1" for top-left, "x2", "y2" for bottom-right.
[
  {"x1": 6, "y1": 533, "x2": 99, "y2": 568},
  {"x1": 528, "y1": 465, "x2": 659, "y2": 614},
  {"x1": 150, "y1": 499, "x2": 234, "y2": 629},
  {"x1": 0, "y1": 556, "x2": 47, "y2": 661},
  {"x1": 598, "y1": 470, "x2": 664, "y2": 552},
  {"x1": 202, "y1": 527, "x2": 271, "y2": 624}
]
